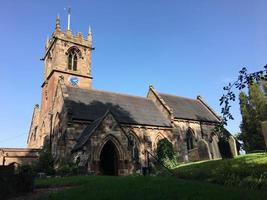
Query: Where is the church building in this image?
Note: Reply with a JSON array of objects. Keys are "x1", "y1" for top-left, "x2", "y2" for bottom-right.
[{"x1": 26, "y1": 16, "x2": 224, "y2": 175}]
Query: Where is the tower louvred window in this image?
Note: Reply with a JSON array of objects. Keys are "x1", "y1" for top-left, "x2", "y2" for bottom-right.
[{"x1": 68, "y1": 48, "x2": 78, "y2": 71}]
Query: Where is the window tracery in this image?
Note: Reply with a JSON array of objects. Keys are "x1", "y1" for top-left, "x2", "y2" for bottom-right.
[
  {"x1": 67, "y1": 47, "x2": 81, "y2": 71},
  {"x1": 128, "y1": 133, "x2": 139, "y2": 161}
]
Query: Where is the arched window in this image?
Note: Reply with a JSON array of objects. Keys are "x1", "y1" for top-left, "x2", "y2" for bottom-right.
[
  {"x1": 67, "y1": 47, "x2": 82, "y2": 71},
  {"x1": 186, "y1": 129, "x2": 194, "y2": 151},
  {"x1": 31, "y1": 126, "x2": 37, "y2": 141},
  {"x1": 128, "y1": 133, "x2": 139, "y2": 161},
  {"x1": 68, "y1": 50, "x2": 78, "y2": 71},
  {"x1": 154, "y1": 133, "x2": 164, "y2": 150}
]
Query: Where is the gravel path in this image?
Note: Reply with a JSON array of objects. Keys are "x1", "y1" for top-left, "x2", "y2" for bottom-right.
[{"x1": 8, "y1": 186, "x2": 76, "y2": 200}]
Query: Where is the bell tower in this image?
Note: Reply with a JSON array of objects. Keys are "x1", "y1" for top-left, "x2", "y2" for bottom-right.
[
  {"x1": 28, "y1": 14, "x2": 94, "y2": 149},
  {"x1": 41, "y1": 16, "x2": 94, "y2": 114}
]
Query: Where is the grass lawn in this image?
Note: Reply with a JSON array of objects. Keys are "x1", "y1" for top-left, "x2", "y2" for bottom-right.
[
  {"x1": 174, "y1": 153, "x2": 267, "y2": 189},
  {"x1": 35, "y1": 175, "x2": 267, "y2": 200}
]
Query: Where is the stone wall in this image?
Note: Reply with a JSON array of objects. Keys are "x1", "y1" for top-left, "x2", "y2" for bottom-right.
[
  {"x1": 73, "y1": 113, "x2": 131, "y2": 175},
  {"x1": 173, "y1": 120, "x2": 220, "y2": 161},
  {"x1": 0, "y1": 148, "x2": 40, "y2": 166},
  {"x1": 123, "y1": 126, "x2": 174, "y2": 166},
  {"x1": 27, "y1": 105, "x2": 40, "y2": 148},
  {"x1": 45, "y1": 29, "x2": 92, "y2": 80}
]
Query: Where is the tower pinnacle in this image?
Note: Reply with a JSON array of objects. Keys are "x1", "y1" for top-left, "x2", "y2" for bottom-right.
[
  {"x1": 88, "y1": 26, "x2": 92, "y2": 46},
  {"x1": 45, "y1": 35, "x2": 49, "y2": 49},
  {"x1": 67, "y1": 7, "x2": 71, "y2": 30},
  {"x1": 88, "y1": 26, "x2": 92, "y2": 35},
  {"x1": 55, "y1": 14, "x2": 61, "y2": 31}
]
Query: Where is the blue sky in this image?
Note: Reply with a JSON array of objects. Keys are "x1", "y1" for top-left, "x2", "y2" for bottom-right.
[{"x1": 0, "y1": 0, "x2": 266, "y2": 147}]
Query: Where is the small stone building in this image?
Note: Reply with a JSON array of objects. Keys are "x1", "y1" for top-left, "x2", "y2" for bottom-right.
[
  {"x1": 24, "y1": 17, "x2": 226, "y2": 175},
  {"x1": 0, "y1": 148, "x2": 40, "y2": 166}
]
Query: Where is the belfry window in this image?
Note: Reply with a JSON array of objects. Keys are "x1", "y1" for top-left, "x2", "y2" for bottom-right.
[{"x1": 68, "y1": 50, "x2": 78, "y2": 71}]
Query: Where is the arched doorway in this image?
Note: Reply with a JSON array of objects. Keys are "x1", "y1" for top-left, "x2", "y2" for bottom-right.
[{"x1": 100, "y1": 140, "x2": 118, "y2": 176}]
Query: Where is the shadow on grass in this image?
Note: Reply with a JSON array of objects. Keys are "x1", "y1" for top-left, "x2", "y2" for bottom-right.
[
  {"x1": 174, "y1": 153, "x2": 267, "y2": 190},
  {"x1": 35, "y1": 176, "x2": 267, "y2": 200}
]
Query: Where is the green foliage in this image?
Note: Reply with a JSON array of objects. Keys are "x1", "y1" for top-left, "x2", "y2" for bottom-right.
[
  {"x1": 174, "y1": 153, "x2": 267, "y2": 190},
  {"x1": 56, "y1": 162, "x2": 79, "y2": 176},
  {"x1": 238, "y1": 82, "x2": 267, "y2": 152},
  {"x1": 156, "y1": 138, "x2": 174, "y2": 162},
  {"x1": 33, "y1": 149, "x2": 55, "y2": 175},
  {"x1": 35, "y1": 176, "x2": 267, "y2": 200},
  {"x1": 219, "y1": 66, "x2": 267, "y2": 126},
  {"x1": 160, "y1": 157, "x2": 179, "y2": 169},
  {"x1": 156, "y1": 138, "x2": 178, "y2": 169}
]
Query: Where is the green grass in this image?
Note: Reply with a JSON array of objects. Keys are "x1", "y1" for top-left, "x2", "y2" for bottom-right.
[
  {"x1": 174, "y1": 153, "x2": 267, "y2": 189},
  {"x1": 32, "y1": 153, "x2": 267, "y2": 199},
  {"x1": 35, "y1": 175, "x2": 267, "y2": 200}
]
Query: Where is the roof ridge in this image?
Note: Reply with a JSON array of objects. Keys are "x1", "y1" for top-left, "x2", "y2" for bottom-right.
[
  {"x1": 197, "y1": 96, "x2": 221, "y2": 121},
  {"x1": 73, "y1": 110, "x2": 123, "y2": 151},
  {"x1": 159, "y1": 92, "x2": 198, "y2": 102},
  {"x1": 66, "y1": 86, "x2": 152, "y2": 101},
  {"x1": 159, "y1": 92, "x2": 219, "y2": 123}
]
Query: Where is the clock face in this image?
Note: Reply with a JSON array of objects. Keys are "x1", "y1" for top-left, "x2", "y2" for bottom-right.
[{"x1": 68, "y1": 76, "x2": 79, "y2": 86}]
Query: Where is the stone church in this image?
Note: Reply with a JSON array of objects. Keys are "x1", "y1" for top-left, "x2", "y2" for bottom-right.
[{"x1": 24, "y1": 17, "x2": 224, "y2": 175}]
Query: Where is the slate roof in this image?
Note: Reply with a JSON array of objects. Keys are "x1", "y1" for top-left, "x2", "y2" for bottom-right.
[
  {"x1": 72, "y1": 112, "x2": 107, "y2": 151},
  {"x1": 65, "y1": 87, "x2": 171, "y2": 127},
  {"x1": 158, "y1": 93, "x2": 220, "y2": 123}
]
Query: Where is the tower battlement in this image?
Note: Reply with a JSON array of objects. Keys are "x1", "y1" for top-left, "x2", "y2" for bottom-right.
[
  {"x1": 40, "y1": 16, "x2": 94, "y2": 117},
  {"x1": 45, "y1": 29, "x2": 93, "y2": 54}
]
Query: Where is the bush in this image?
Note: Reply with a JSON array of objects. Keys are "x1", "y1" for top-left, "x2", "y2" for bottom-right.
[
  {"x1": 161, "y1": 157, "x2": 179, "y2": 169},
  {"x1": 32, "y1": 149, "x2": 55, "y2": 175},
  {"x1": 156, "y1": 139, "x2": 178, "y2": 169},
  {"x1": 157, "y1": 139, "x2": 174, "y2": 161},
  {"x1": 56, "y1": 159, "x2": 81, "y2": 176}
]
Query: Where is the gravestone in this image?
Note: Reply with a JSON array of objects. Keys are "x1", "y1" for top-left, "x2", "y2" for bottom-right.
[
  {"x1": 262, "y1": 121, "x2": 267, "y2": 148},
  {"x1": 228, "y1": 136, "x2": 238, "y2": 157},
  {"x1": 188, "y1": 148, "x2": 199, "y2": 161},
  {"x1": 210, "y1": 135, "x2": 221, "y2": 159},
  {"x1": 197, "y1": 140, "x2": 211, "y2": 160}
]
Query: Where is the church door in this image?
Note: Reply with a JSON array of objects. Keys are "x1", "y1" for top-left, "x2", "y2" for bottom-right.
[{"x1": 100, "y1": 140, "x2": 118, "y2": 176}]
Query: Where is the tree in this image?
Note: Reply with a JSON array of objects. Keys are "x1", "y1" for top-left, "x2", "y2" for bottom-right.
[
  {"x1": 238, "y1": 82, "x2": 267, "y2": 152},
  {"x1": 33, "y1": 148, "x2": 55, "y2": 175},
  {"x1": 218, "y1": 66, "x2": 266, "y2": 152},
  {"x1": 219, "y1": 66, "x2": 267, "y2": 126},
  {"x1": 30, "y1": 136, "x2": 55, "y2": 175}
]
